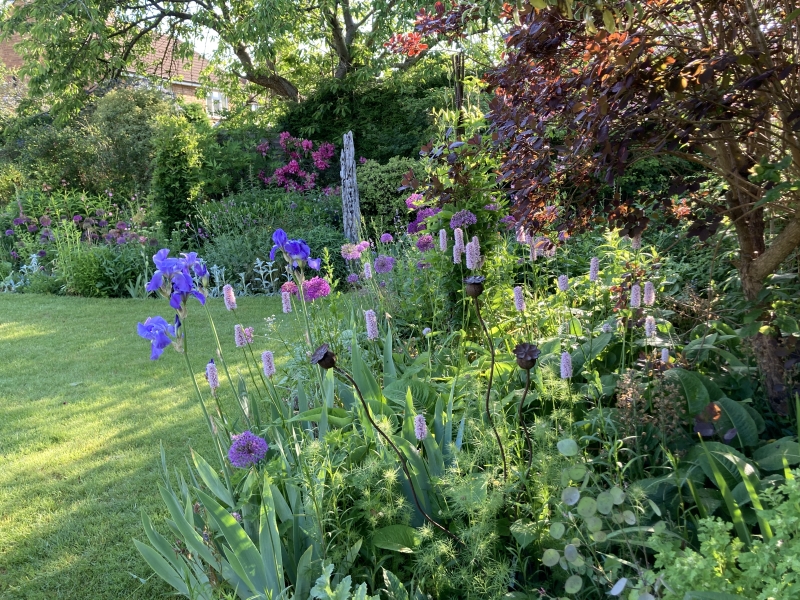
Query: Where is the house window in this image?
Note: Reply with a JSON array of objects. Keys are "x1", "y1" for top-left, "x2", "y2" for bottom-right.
[{"x1": 206, "y1": 90, "x2": 227, "y2": 116}]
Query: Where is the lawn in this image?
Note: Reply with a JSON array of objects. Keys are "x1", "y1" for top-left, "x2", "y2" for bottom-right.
[{"x1": 0, "y1": 293, "x2": 301, "y2": 600}]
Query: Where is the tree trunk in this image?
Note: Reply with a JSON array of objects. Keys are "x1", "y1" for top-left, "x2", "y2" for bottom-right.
[{"x1": 340, "y1": 131, "x2": 361, "y2": 243}]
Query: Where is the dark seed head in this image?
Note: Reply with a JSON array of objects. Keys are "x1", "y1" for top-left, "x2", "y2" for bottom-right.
[
  {"x1": 513, "y1": 343, "x2": 541, "y2": 370},
  {"x1": 464, "y1": 275, "x2": 485, "y2": 298},
  {"x1": 310, "y1": 343, "x2": 336, "y2": 369}
]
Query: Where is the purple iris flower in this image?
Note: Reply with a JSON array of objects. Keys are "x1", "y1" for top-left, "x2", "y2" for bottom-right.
[
  {"x1": 146, "y1": 249, "x2": 182, "y2": 292},
  {"x1": 269, "y1": 229, "x2": 288, "y2": 261},
  {"x1": 307, "y1": 257, "x2": 321, "y2": 271},
  {"x1": 137, "y1": 316, "x2": 176, "y2": 360},
  {"x1": 181, "y1": 252, "x2": 208, "y2": 278},
  {"x1": 285, "y1": 239, "x2": 311, "y2": 266}
]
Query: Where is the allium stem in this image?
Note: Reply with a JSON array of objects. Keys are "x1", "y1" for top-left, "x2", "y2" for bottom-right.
[
  {"x1": 474, "y1": 297, "x2": 507, "y2": 481},
  {"x1": 335, "y1": 367, "x2": 464, "y2": 547},
  {"x1": 517, "y1": 367, "x2": 534, "y2": 474}
]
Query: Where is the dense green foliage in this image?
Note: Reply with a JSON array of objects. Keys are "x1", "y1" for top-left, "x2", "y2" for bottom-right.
[{"x1": 357, "y1": 157, "x2": 418, "y2": 222}]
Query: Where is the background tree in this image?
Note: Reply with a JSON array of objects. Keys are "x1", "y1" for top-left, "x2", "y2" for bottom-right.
[
  {"x1": 0, "y1": 0, "x2": 438, "y2": 115},
  {"x1": 483, "y1": 0, "x2": 800, "y2": 414}
]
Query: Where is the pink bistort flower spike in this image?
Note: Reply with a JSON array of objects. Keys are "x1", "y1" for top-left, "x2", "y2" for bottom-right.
[
  {"x1": 206, "y1": 359, "x2": 220, "y2": 393},
  {"x1": 281, "y1": 291, "x2": 292, "y2": 313},
  {"x1": 223, "y1": 284, "x2": 237, "y2": 310},
  {"x1": 560, "y1": 352, "x2": 573, "y2": 379},
  {"x1": 364, "y1": 309, "x2": 379, "y2": 340},
  {"x1": 234, "y1": 324, "x2": 247, "y2": 348},
  {"x1": 363, "y1": 261, "x2": 373, "y2": 280},
  {"x1": 414, "y1": 414, "x2": 428, "y2": 441},
  {"x1": 513, "y1": 286, "x2": 525, "y2": 312},
  {"x1": 589, "y1": 257, "x2": 599, "y2": 282},
  {"x1": 439, "y1": 228, "x2": 447, "y2": 252},
  {"x1": 557, "y1": 275, "x2": 569, "y2": 292},
  {"x1": 644, "y1": 281, "x2": 656, "y2": 306},
  {"x1": 630, "y1": 284, "x2": 641, "y2": 308},
  {"x1": 262, "y1": 351, "x2": 275, "y2": 378},
  {"x1": 645, "y1": 315, "x2": 657, "y2": 338}
]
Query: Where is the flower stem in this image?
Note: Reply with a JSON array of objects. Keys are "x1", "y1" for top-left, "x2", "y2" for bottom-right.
[
  {"x1": 334, "y1": 366, "x2": 464, "y2": 547},
  {"x1": 474, "y1": 297, "x2": 507, "y2": 482},
  {"x1": 518, "y1": 367, "x2": 534, "y2": 474}
]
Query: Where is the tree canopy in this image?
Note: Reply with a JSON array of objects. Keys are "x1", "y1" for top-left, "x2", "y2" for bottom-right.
[{"x1": 0, "y1": 0, "x2": 443, "y2": 114}]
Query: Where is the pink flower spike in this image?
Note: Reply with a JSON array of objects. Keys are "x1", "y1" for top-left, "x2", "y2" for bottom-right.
[
  {"x1": 234, "y1": 324, "x2": 247, "y2": 348},
  {"x1": 513, "y1": 286, "x2": 525, "y2": 312},
  {"x1": 281, "y1": 291, "x2": 292, "y2": 313},
  {"x1": 439, "y1": 228, "x2": 447, "y2": 252},
  {"x1": 630, "y1": 284, "x2": 641, "y2": 308},
  {"x1": 262, "y1": 351, "x2": 275, "y2": 378},
  {"x1": 364, "y1": 309, "x2": 379, "y2": 340},
  {"x1": 223, "y1": 285, "x2": 237, "y2": 310}
]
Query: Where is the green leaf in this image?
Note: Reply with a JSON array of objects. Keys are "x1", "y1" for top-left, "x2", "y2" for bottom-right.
[
  {"x1": 294, "y1": 546, "x2": 315, "y2": 600},
  {"x1": 557, "y1": 438, "x2": 579, "y2": 456},
  {"x1": 191, "y1": 450, "x2": 234, "y2": 508},
  {"x1": 715, "y1": 398, "x2": 759, "y2": 447},
  {"x1": 684, "y1": 593, "x2": 747, "y2": 600},
  {"x1": 665, "y1": 368, "x2": 710, "y2": 414},
  {"x1": 259, "y1": 475, "x2": 285, "y2": 596},
  {"x1": 699, "y1": 441, "x2": 750, "y2": 546},
  {"x1": 687, "y1": 442, "x2": 752, "y2": 488},
  {"x1": 754, "y1": 437, "x2": 800, "y2": 470},
  {"x1": 383, "y1": 324, "x2": 397, "y2": 382},
  {"x1": 351, "y1": 341, "x2": 382, "y2": 403},
  {"x1": 402, "y1": 387, "x2": 417, "y2": 445},
  {"x1": 289, "y1": 407, "x2": 354, "y2": 428},
  {"x1": 383, "y1": 569, "x2": 410, "y2": 600},
  {"x1": 571, "y1": 332, "x2": 612, "y2": 373},
  {"x1": 372, "y1": 524, "x2": 421, "y2": 553},
  {"x1": 510, "y1": 519, "x2": 538, "y2": 549},
  {"x1": 133, "y1": 539, "x2": 190, "y2": 596},
  {"x1": 195, "y1": 488, "x2": 271, "y2": 596}
]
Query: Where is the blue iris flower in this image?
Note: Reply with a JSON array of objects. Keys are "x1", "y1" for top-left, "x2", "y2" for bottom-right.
[
  {"x1": 270, "y1": 229, "x2": 289, "y2": 261},
  {"x1": 308, "y1": 257, "x2": 321, "y2": 271},
  {"x1": 137, "y1": 316, "x2": 176, "y2": 360},
  {"x1": 146, "y1": 248, "x2": 182, "y2": 292}
]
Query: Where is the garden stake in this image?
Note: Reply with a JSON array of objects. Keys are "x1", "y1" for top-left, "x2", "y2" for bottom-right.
[
  {"x1": 309, "y1": 344, "x2": 464, "y2": 547},
  {"x1": 466, "y1": 276, "x2": 508, "y2": 482}
]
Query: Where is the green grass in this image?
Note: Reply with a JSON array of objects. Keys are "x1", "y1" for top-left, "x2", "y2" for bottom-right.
[{"x1": 0, "y1": 293, "x2": 302, "y2": 600}]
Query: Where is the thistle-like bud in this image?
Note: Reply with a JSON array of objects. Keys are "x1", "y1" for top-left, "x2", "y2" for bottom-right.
[
  {"x1": 560, "y1": 352, "x2": 573, "y2": 379},
  {"x1": 644, "y1": 281, "x2": 656, "y2": 306},
  {"x1": 223, "y1": 284, "x2": 237, "y2": 310},
  {"x1": 281, "y1": 291, "x2": 292, "y2": 313},
  {"x1": 262, "y1": 351, "x2": 275, "y2": 378},
  {"x1": 630, "y1": 283, "x2": 641, "y2": 308},
  {"x1": 364, "y1": 309, "x2": 379, "y2": 340},
  {"x1": 513, "y1": 343, "x2": 541, "y2": 370},
  {"x1": 414, "y1": 414, "x2": 428, "y2": 441},
  {"x1": 206, "y1": 359, "x2": 220, "y2": 393},
  {"x1": 513, "y1": 286, "x2": 525, "y2": 312},
  {"x1": 645, "y1": 315, "x2": 657, "y2": 338},
  {"x1": 589, "y1": 257, "x2": 599, "y2": 282},
  {"x1": 310, "y1": 344, "x2": 336, "y2": 370}
]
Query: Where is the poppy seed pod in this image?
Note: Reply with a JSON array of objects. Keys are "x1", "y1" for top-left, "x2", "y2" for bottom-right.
[
  {"x1": 513, "y1": 343, "x2": 541, "y2": 370},
  {"x1": 310, "y1": 344, "x2": 336, "y2": 370},
  {"x1": 464, "y1": 275, "x2": 485, "y2": 298}
]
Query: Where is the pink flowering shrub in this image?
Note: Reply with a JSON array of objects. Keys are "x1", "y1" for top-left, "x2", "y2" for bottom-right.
[{"x1": 258, "y1": 132, "x2": 336, "y2": 193}]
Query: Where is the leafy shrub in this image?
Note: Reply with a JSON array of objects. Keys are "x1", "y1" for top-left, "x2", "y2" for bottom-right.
[
  {"x1": 59, "y1": 245, "x2": 108, "y2": 297},
  {"x1": 24, "y1": 271, "x2": 63, "y2": 294},
  {"x1": 150, "y1": 112, "x2": 205, "y2": 228},
  {"x1": 0, "y1": 162, "x2": 23, "y2": 207},
  {"x1": 357, "y1": 157, "x2": 418, "y2": 222}
]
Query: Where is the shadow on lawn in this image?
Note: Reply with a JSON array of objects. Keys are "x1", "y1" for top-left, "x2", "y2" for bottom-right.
[{"x1": 0, "y1": 294, "x2": 294, "y2": 600}]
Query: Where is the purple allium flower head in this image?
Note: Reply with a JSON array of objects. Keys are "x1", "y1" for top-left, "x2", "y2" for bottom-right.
[
  {"x1": 630, "y1": 233, "x2": 642, "y2": 250},
  {"x1": 346, "y1": 273, "x2": 359, "y2": 284},
  {"x1": 589, "y1": 257, "x2": 600, "y2": 282},
  {"x1": 407, "y1": 207, "x2": 441, "y2": 234},
  {"x1": 645, "y1": 315, "x2": 657, "y2": 338},
  {"x1": 262, "y1": 351, "x2": 275, "y2": 378},
  {"x1": 4, "y1": 229, "x2": 12, "y2": 236},
  {"x1": 500, "y1": 215, "x2": 516, "y2": 227},
  {"x1": 439, "y1": 228, "x2": 448, "y2": 251},
  {"x1": 235, "y1": 324, "x2": 248, "y2": 348},
  {"x1": 37, "y1": 250, "x2": 46, "y2": 257},
  {"x1": 405, "y1": 193, "x2": 424, "y2": 210},
  {"x1": 363, "y1": 261, "x2": 373, "y2": 279},
  {"x1": 10, "y1": 250, "x2": 19, "y2": 259},
  {"x1": 206, "y1": 359, "x2": 220, "y2": 392},
  {"x1": 416, "y1": 261, "x2": 431, "y2": 270},
  {"x1": 137, "y1": 316, "x2": 176, "y2": 360},
  {"x1": 302, "y1": 277, "x2": 331, "y2": 301},
  {"x1": 228, "y1": 431, "x2": 269, "y2": 468},
  {"x1": 364, "y1": 309, "x2": 379, "y2": 340},
  {"x1": 379, "y1": 280, "x2": 386, "y2": 288},
  {"x1": 630, "y1": 284, "x2": 641, "y2": 308},
  {"x1": 281, "y1": 291, "x2": 292, "y2": 313},
  {"x1": 601, "y1": 322, "x2": 613, "y2": 334},
  {"x1": 223, "y1": 284, "x2": 237, "y2": 310},
  {"x1": 513, "y1": 286, "x2": 525, "y2": 312},
  {"x1": 661, "y1": 348, "x2": 670, "y2": 363},
  {"x1": 450, "y1": 209, "x2": 477, "y2": 230},
  {"x1": 557, "y1": 275, "x2": 569, "y2": 292},
  {"x1": 72, "y1": 215, "x2": 82, "y2": 222},
  {"x1": 644, "y1": 281, "x2": 656, "y2": 306},
  {"x1": 27, "y1": 224, "x2": 38, "y2": 233},
  {"x1": 380, "y1": 233, "x2": 393, "y2": 243},
  {"x1": 12, "y1": 217, "x2": 26, "y2": 225},
  {"x1": 422, "y1": 327, "x2": 432, "y2": 336},
  {"x1": 465, "y1": 240, "x2": 481, "y2": 270},
  {"x1": 341, "y1": 243, "x2": 361, "y2": 261},
  {"x1": 414, "y1": 414, "x2": 428, "y2": 441},
  {"x1": 560, "y1": 352, "x2": 573, "y2": 379},
  {"x1": 374, "y1": 254, "x2": 395, "y2": 274},
  {"x1": 484, "y1": 203, "x2": 498, "y2": 211},
  {"x1": 416, "y1": 234, "x2": 434, "y2": 252},
  {"x1": 116, "y1": 221, "x2": 128, "y2": 230},
  {"x1": 98, "y1": 220, "x2": 108, "y2": 227}
]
